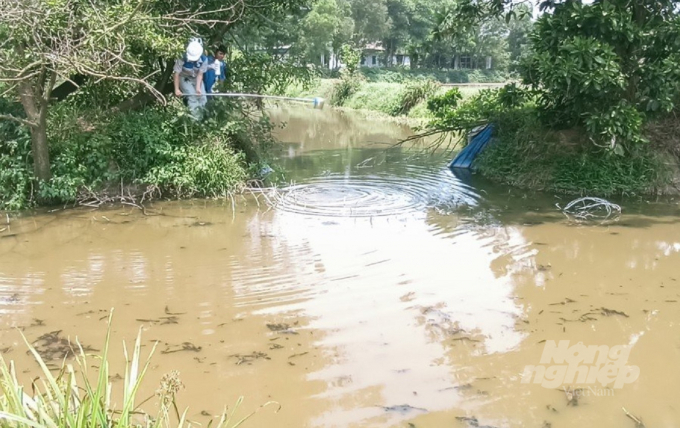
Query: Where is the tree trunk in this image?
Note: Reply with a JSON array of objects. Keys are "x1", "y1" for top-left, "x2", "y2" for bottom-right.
[
  {"x1": 31, "y1": 115, "x2": 51, "y2": 182},
  {"x1": 17, "y1": 81, "x2": 51, "y2": 181}
]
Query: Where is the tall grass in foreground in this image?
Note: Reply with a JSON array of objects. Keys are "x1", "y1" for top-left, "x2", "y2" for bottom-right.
[{"x1": 0, "y1": 313, "x2": 277, "y2": 428}]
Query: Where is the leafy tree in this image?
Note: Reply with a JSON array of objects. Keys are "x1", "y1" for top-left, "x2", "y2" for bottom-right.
[
  {"x1": 507, "y1": 4, "x2": 533, "y2": 70},
  {"x1": 0, "y1": 0, "x2": 177, "y2": 181},
  {"x1": 349, "y1": 0, "x2": 392, "y2": 44},
  {"x1": 339, "y1": 44, "x2": 362, "y2": 73},
  {"x1": 383, "y1": 0, "x2": 414, "y2": 60},
  {"x1": 523, "y1": 0, "x2": 680, "y2": 150},
  {"x1": 431, "y1": 1, "x2": 514, "y2": 70},
  {"x1": 299, "y1": 0, "x2": 348, "y2": 59},
  {"x1": 0, "y1": 0, "x2": 310, "y2": 183}
]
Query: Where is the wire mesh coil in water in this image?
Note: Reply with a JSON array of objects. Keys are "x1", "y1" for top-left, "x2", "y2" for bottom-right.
[{"x1": 559, "y1": 197, "x2": 622, "y2": 221}]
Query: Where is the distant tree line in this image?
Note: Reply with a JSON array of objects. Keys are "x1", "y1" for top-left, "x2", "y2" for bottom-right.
[{"x1": 234, "y1": 0, "x2": 533, "y2": 71}]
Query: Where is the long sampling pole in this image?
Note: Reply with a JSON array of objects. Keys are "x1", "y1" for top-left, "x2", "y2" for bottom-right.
[{"x1": 195, "y1": 92, "x2": 325, "y2": 109}]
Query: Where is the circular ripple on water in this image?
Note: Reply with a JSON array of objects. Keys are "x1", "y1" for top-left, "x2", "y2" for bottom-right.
[{"x1": 271, "y1": 167, "x2": 480, "y2": 218}]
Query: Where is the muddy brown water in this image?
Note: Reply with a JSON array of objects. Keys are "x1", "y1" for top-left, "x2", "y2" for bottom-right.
[{"x1": 2, "y1": 106, "x2": 680, "y2": 427}]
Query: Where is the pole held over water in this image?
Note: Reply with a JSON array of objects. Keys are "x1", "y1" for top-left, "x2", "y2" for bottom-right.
[{"x1": 194, "y1": 92, "x2": 325, "y2": 109}]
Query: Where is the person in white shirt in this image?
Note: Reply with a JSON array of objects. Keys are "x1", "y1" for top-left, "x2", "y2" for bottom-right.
[{"x1": 173, "y1": 39, "x2": 208, "y2": 119}]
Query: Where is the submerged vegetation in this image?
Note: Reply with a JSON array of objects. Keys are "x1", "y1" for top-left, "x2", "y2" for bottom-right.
[{"x1": 0, "y1": 313, "x2": 277, "y2": 428}]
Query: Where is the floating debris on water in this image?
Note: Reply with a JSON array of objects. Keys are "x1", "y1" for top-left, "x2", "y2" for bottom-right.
[
  {"x1": 161, "y1": 342, "x2": 202, "y2": 354},
  {"x1": 622, "y1": 407, "x2": 645, "y2": 428},
  {"x1": 31, "y1": 330, "x2": 97, "y2": 361},
  {"x1": 164, "y1": 306, "x2": 186, "y2": 316},
  {"x1": 230, "y1": 351, "x2": 270, "y2": 365},
  {"x1": 600, "y1": 307, "x2": 629, "y2": 317},
  {"x1": 266, "y1": 323, "x2": 299, "y2": 334},
  {"x1": 136, "y1": 316, "x2": 180, "y2": 325},
  {"x1": 559, "y1": 197, "x2": 622, "y2": 222}
]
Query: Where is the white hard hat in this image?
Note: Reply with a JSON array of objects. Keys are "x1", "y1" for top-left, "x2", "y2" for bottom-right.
[{"x1": 186, "y1": 40, "x2": 203, "y2": 61}]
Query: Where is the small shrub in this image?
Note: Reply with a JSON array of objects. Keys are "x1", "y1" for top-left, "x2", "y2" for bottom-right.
[
  {"x1": 359, "y1": 67, "x2": 512, "y2": 84},
  {"x1": 0, "y1": 138, "x2": 33, "y2": 211},
  {"x1": 331, "y1": 72, "x2": 363, "y2": 106},
  {"x1": 392, "y1": 79, "x2": 440, "y2": 116},
  {"x1": 0, "y1": 100, "x2": 33, "y2": 210},
  {"x1": 0, "y1": 101, "x2": 262, "y2": 209},
  {"x1": 341, "y1": 82, "x2": 402, "y2": 115},
  {"x1": 142, "y1": 139, "x2": 247, "y2": 198},
  {"x1": 339, "y1": 45, "x2": 361, "y2": 75},
  {"x1": 427, "y1": 88, "x2": 463, "y2": 119},
  {"x1": 475, "y1": 108, "x2": 671, "y2": 195}
]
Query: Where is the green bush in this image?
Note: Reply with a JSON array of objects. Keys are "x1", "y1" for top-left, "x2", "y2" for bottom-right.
[
  {"x1": 407, "y1": 100, "x2": 434, "y2": 119},
  {"x1": 0, "y1": 98, "x2": 34, "y2": 210},
  {"x1": 359, "y1": 67, "x2": 512, "y2": 84},
  {"x1": 392, "y1": 79, "x2": 440, "y2": 116},
  {"x1": 0, "y1": 102, "x2": 259, "y2": 210},
  {"x1": 477, "y1": 129, "x2": 670, "y2": 195},
  {"x1": 341, "y1": 82, "x2": 402, "y2": 114},
  {"x1": 331, "y1": 72, "x2": 364, "y2": 106},
  {"x1": 0, "y1": 139, "x2": 33, "y2": 211},
  {"x1": 522, "y1": 0, "x2": 680, "y2": 151},
  {"x1": 142, "y1": 140, "x2": 247, "y2": 198},
  {"x1": 420, "y1": 83, "x2": 671, "y2": 195},
  {"x1": 474, "y1": 106, "x2": 671, "y2": 195},
  {"x1": 427, "y1": 88, "x2": 463, "y2": 119}
]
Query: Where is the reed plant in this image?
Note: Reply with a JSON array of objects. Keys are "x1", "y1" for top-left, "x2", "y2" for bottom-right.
[{"x1": 0, "y1": 312, "x2": 276, "y2": 428}]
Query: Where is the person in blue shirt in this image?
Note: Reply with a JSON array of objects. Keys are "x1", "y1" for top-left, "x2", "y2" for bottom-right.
[
  {"x1": 203, "y1": 45, "x2": 228, "y2": 95},
  {"x1": 173, "y1": 40, "x2": 208, "y2": 119}
]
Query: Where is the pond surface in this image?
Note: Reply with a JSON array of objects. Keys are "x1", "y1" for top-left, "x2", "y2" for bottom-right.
[{"x1": 1, "y1": 106, "x2": 680, "y2": 427}]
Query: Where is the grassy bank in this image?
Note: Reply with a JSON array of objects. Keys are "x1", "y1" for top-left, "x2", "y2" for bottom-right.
[
  {"x1": 476, "y1": 124, "x2": 675, "y2": 196},
  {"x1": 418, "y1": 87, "x2": 677, "y2": 196},
  {"x1": 284, "y1": 77, "x2": 483, "y2": 120},
  {"x1": 0, "y1": 100, "x2": 272, "y2": 210},
  {"x1": 321, "y1": 67, "x2": 512, "y2": 84}
]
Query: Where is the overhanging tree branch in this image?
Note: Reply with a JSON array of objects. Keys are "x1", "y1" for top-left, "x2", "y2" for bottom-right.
[{"x1": 0, "y1": 114, "x2": 37, "y2": 128}]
